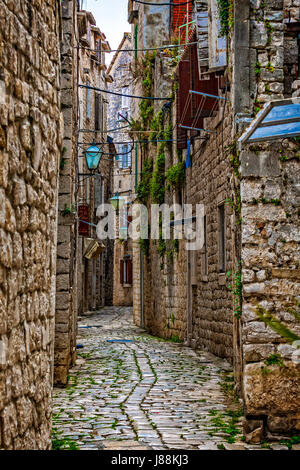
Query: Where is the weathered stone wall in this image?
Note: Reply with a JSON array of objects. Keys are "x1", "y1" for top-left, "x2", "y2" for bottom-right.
[
  {"x1": 240, "y1": 0, "x2": 300, "y2": 438},
  {"x1": 107, "y1": 34, "x2": 134, "y2": 307},
  {"x1": 185, "y1": 108, "x2": 235, "y2": 360},
  {"x1": 0, "y1": 0, "x2": 62, "y2": 449},
  {"x1": 54, "y1": 0, "x2": 78, "y2": 387}
]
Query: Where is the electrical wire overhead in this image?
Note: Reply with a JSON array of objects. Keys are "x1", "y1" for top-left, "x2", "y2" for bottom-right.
[
  {"x1": 76, "y1": 41, "x2": 198, "y2": 54},
  {"x1": 79, "y1": 83, "x2": 172, "y2": 101}
]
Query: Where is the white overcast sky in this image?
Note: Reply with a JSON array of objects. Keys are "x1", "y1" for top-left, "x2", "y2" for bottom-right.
[{"x1": 82, "y1": 0, "x2": 130, "y2": 63}]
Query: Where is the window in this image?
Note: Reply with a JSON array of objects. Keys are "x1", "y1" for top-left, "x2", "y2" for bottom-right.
[
  {"x1": 218, "y1": 204, "x2": 226, "y2": 273},
  {"x1": 95, "y1": 93, "x2": 103, "y2": 131},
  {"x1": 87, "y1": 80, "x2": 91, "y2": 119},
  {"x1": 122, "y1": 87, "x2": 129, "y2": 109},
  {"x1": 238, "y1": 98, "x2": 300, "y2": 148},
  {"x1": 120, "y1": 259, "x2": 133, "y2": 285},
  {"x1": 208, "y1": 0, "x2": 227, "y2": 69},
  {"x1": 96, "y1": 39, "x2": 102, "y2": 64},
  {"x1": 119, "y1": 144, "x2": 131, "y2": 169}
]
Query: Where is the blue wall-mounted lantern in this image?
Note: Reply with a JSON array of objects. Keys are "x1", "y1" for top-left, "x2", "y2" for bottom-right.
[{"x1": 85, "y1": 142, "x2": 102, "y2": 170}]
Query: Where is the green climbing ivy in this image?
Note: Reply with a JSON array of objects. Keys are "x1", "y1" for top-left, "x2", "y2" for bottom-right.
[
  {"x1": 136, "y1": 158, "x2": 153, "y2": 205},
  {"x1": 226, "y1": 261, "x2": 242, "y2": 319},
  {"x1": 166, "y1": 160, "x2": 185, "y2": 190},
  {"x1": 217, "y1": 0, "x2": 234, "y2": 37},
  {"x1": 256, "y1": 305, "x2": 300, "y2": 344},
  {"x1": 150, "y1": 152, "x2": 166, "y2": 204}
]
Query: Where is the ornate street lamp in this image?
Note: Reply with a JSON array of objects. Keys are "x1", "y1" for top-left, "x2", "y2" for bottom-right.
[
  {"x1": 109, "y1": 192, "x2": 125, "y2": 213},
  {"x1": 85, "y1": 142, "x2": 102, "y2": 171}
]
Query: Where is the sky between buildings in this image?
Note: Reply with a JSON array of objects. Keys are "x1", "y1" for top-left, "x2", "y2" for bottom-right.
[{"x1": 82, "y1": 0, "x2": 130, "y2": 64}]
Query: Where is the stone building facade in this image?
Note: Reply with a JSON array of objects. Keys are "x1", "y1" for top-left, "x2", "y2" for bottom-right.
[
  {"x1": 107, "y1": 33, "x2": 134, "y2": 307},
  {"x1": 0, "y1": 0, "x2": 62, "y2": 449},
  {"x1": 77, "y1": 10, "x2": 114, "y2": 312},
  {"x1": 54, "y1": 3, "x2": 114, "y2": 385},
  {"x1": 128, "y1": 0, "x2": 300, "y2": 439}
]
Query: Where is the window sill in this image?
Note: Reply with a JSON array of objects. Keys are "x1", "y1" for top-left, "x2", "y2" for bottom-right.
[
  {"x1": 122, "y1": 283, "x2": 132, "y2": 288},
  {"x1": 200, "y1": 275, "x2": 208, "y2": 283},
  {"x1": 219, "y1": 273, "x2": 226, "y2": 285}
]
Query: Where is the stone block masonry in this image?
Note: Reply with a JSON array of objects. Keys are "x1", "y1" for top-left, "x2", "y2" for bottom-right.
[
  {"x1": 0, "y1": 0, "x2": 62, "y2": 449},
  {"x1": 54, "y1": 0, "x2": 78, "y2": 387}
]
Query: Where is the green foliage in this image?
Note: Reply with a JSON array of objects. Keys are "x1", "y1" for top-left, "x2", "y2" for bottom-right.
[
  {"x1": 208, "y1": 408, "x2": 242, "y2": 443},
  {"x1": 60, "y1": 147, "x2": 67, "y2": 170},
  {"x1": 62, "y1": 203, "x2": 76, "y2": 217},
  {"x1": 136, "y1": 159, "x2": 153, "y2": 204},
  {"x1": 254, "y1": 61, "x2": 261, "y2": 77},
  {"x1": 225, "y1": 141, "x2": 240, "y2": 178},
  {"x1": 266, "y1": 61, "x2": 274, "y2": 73},
  {"x1": 150, "y1": 152, "x2": 165, "y2": 204},
  {"x1": 256, "y1": 305, "x2": 300, "y2": 344},
  {"x1": 217, "y1": 0, "x2": 234, "y2": 37},
  {"x1": 265, "y1": 20, "x2": 275, "y2": 46},
  {"x1": 265, "y1": 353, "x2": 285, "y2": 367},
  {"x1": 227, "y1": 261, "x2": 242, "y2": 319},
  {"x1": 170, "y1": 335, "x2": 182, "y2": 343},
  {"x1": 157, "y1": 236, "x2": 166, "y2": 259},
  {"x1": 139, "y1": 99, "x2": 154, "y2": 129},
  {"x1": 271, "y1": 198, "x2": 281, "y2": 206},
  {"x1": 166, "y1": 161, "x2": 185, "y2": 190},
  {"x1": 139, "y1": 238, "x2": 150, "y2": 258},
  {"x1": 264, "y1": 83, "x2": 272, "y2": 95},
  {"x1": 149, "y1": 110, "x2": 164, "y2": 143},
  {"x1": 52, "y1": 428, "x2": 80, "y2": 450},
  {"x1": 278, "y1": 436, "x2": 300, "y2": 450}
]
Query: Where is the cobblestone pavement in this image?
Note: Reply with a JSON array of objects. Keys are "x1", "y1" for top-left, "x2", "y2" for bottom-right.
[{"x1": 52, "y1": 307, "x2": 294, "y2": 451}]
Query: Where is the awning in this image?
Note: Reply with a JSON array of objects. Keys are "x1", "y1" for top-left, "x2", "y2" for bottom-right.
[
  {"x1": 84, "y1": 238, "x2": 105, "y2": 260},
  {"x1": 238, "y1": 97, "x2": 300, "y2": 149}
]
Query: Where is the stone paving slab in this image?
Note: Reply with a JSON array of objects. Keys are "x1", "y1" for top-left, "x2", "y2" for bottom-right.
[{"x1": 52, "y1": 307, "x2": 299, "y2": 451}]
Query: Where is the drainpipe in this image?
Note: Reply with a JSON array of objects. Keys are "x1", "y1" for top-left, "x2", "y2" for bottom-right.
[{"x1": 140, "y1": 247, "x2": 144, "y2": 328}]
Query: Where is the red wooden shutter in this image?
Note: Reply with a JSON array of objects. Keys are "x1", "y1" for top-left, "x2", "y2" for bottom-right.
[
  {"x1": 128, "y1": 260, "x2": 133, "y2": 285},
  {"x1": 120, "y1": 260, "x2": 124, "y2": 284},
  {"x1": 78, "y1": 204, "x2": 90, "y2": 236}
]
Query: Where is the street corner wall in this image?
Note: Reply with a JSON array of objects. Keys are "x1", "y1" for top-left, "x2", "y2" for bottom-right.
[
  {"x1": 238, "y1": 0, "x2": 300, "y2": 438},
  {"x1": 54, "y1": 0, "x2": 78, "y2": 387},
  {"x1": 0, "y1": 0, "x2": 62, "y2": 449},
  {"x1": 240, "y1": 143, "x2": 300, "y2": 437}
]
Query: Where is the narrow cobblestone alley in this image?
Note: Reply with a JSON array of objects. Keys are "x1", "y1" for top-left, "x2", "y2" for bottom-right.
[{"x1": 52, "y1": 307, "x2": 244, "y2": 451}]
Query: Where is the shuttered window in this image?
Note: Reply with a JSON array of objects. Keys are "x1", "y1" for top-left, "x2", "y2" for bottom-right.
[
  {"x1": 95, "y1": 93, "x2": 103, "y2": 131},
  {"x1": 176, "y1": 33, "x2": 220, "y2": 149},
  {"x1": 87, "y1": 80, "x2": 91, "y2": 119},
  {"x1": 120, "y1": 259, "x2": 133, "y2": 285}
]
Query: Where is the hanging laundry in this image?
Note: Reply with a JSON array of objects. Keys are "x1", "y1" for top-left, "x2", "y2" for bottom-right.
[{"x1": 186, "y1": 138, "x2": 191, "y2": 168}]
